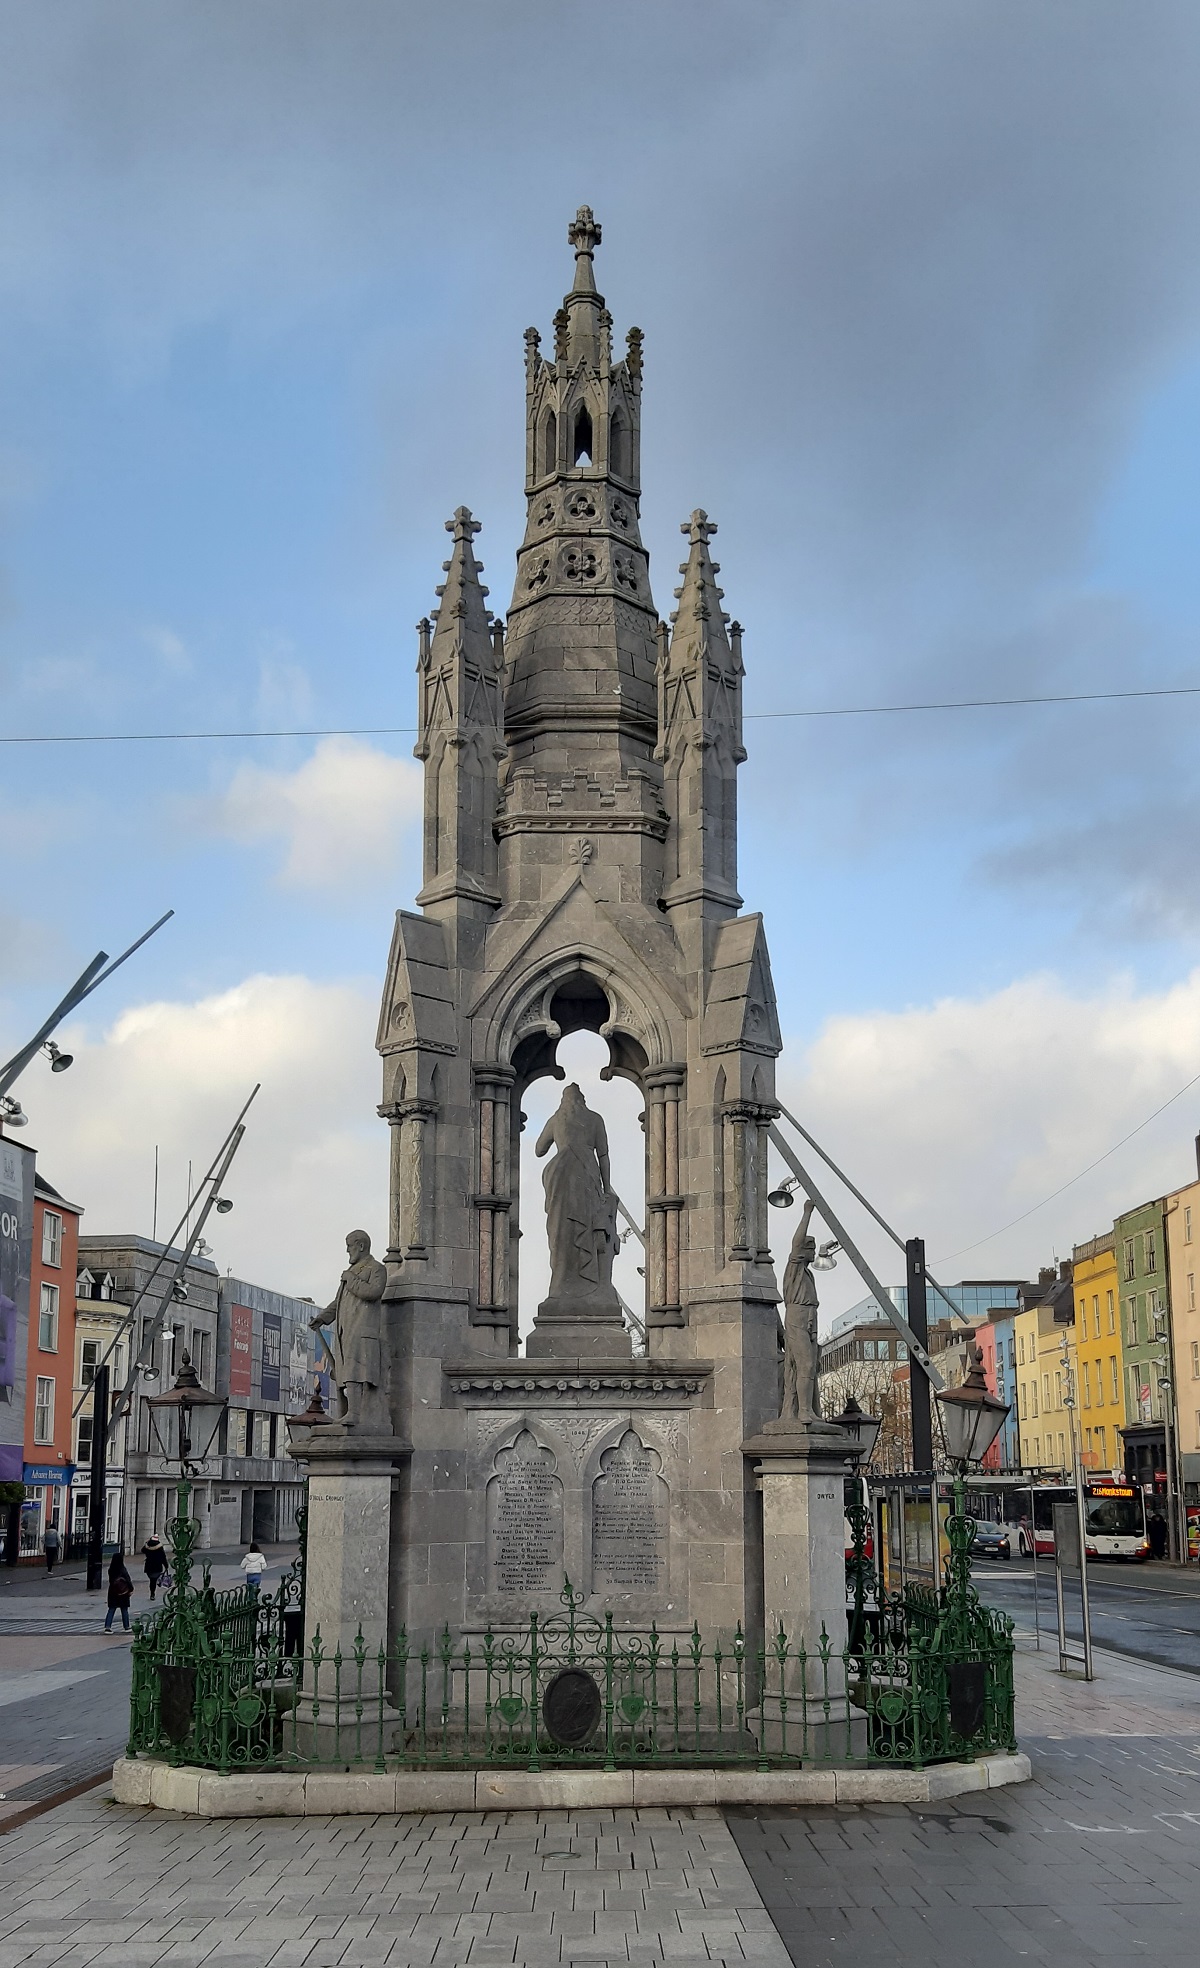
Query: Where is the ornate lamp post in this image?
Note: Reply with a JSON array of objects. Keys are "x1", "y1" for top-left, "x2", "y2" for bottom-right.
[
  {"x1": 833, "y1": 1396, "x2": 882, "y2": 1649},
  {"x1": 934, "y1": 1341, "x2": 1011, "y2": 1623},
  {"x1": 144, "y1": 1351, "x2": 227, "y2": 1590}
]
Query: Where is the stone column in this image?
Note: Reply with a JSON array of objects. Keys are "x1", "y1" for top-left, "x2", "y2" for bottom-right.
[
  {"x1": 645, "y1": 1065, "x2": 685, "y2": 1347},
  {"x1": 742, "y1": 1421, "x2": 853, "y2": 1696},
  {"x1": 472, "y1": 1066, "x2": 515, "y2": 1351},
  {"x1": 288, "y1": 1426, "x2": 411, "y2": 1748},
  {"x1": 723, "y1": 1100, "x2": 757, "y2": 1261},
  {"x1": 381, "y1": 1097, "x2": 437, "y2": 1263}
]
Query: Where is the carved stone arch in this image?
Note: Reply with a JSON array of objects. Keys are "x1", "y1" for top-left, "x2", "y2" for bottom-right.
[{"x1": 482, "y1": 944, "x2": 676, "y2": 1076}]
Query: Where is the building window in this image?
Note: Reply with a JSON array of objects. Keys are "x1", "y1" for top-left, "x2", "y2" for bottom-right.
[
  {"x1": 1077, "y1": 1299, "x2": 1087, "y2": 1338},
  {"x1": 1106, "y1": 1290, "x2": 1115, "y2": 1333},
  {"x1": 38, "y1": 1282, "x2": 59, "y2": 1351},
  {"x1": 1082, "y1": 1361, "x2": 1091, "y2": 1408},
  {"x1": 1193, "y1": 1340, "x2": 1200, "y2": 1379},
  {"x1": 1054, "y1": 1370, "x2": 1062, "y2": 1408},
  {"x1": 1145, "y1": 1230, "x2": 1157, "y2": 1274},
  {"x1": 33, "y1": 1375, "x2": 54, "y2": 1444},
  {"x1": 1110, "y1": 1355, "x2": 1120, "y2": 1405},
  {"x1": 1097, "y1": 1426, "x2": 1106, "y2": 1464},
  {"x1": 1031, "y1": 1382, "x2": 1039, "y2": 1418},
  {"x1": 1018, "y1": 1334, "x2": 1025, "y2": 1366},
  {"x1": 1058, "y1": 1431, "x2": 1066, "y2": 1465},
  {"x1": 1127, "y1": 1299, "x2": 1138, "y2": 1346},
  {"x1": 76, "y1": 1414, "x2": 93, "y2": 1466},
  {"x1": 80, "y1": 1338, "x2": 101, "y2": 1386},
  {"x1": 1190, "y1": 1275, "x2": 1197, "y2": 1313},
  {"x1": 1092, "y1": 1294, "x2": 1099, "y2": 1329},
  {"x1": 1124, "y1": 1238, "x2": 1136, "y2": 1282},
  {"x1": 1187, "y1": 1205, "x2": 1194, "y2": 1245},
  {"x1": 41, "y1": 1211, "x2": 62, "y2": 1268},
  {"x1": 1042, "y1": 1373, "x2": 1051, "y2": 1411}
]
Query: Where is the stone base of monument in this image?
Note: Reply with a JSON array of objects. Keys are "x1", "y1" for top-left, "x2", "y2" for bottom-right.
[
  {"x1": 742, "y1": 1418, "x2": 855, "y2": 1694},
  {"x1": 526, "y1": 1292, "x2": 632, "y2": 1359},
  {"x1": 113, "y1": 1751, "x2": 1033, "y2": 1815},
  {"x1": 285, "y1": 1427, "x2": 412, "y2": 1761}
]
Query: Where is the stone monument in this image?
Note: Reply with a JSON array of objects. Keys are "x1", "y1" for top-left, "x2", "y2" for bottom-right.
[{"x1": 295, "y1": 208, "x2": 851, "y2": 1675}]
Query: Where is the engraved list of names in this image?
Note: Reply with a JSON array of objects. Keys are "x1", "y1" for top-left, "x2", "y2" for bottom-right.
[
  {"x1": 487, "y1": 1431, "x2": 563, "y2": 1597},
  {"x1": 591, "y1": 1430, "x2": 668, "y2": 1594}
]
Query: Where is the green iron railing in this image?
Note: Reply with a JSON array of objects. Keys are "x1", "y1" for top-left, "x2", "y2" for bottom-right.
[{"x1": 127, "y1": 1479, "x2": 1015, "y2": 1777}]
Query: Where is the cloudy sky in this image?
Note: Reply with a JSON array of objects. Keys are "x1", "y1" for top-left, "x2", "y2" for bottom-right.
[{"x1": 4, "y1": 2, "x2": 1200, "y2": 1323}]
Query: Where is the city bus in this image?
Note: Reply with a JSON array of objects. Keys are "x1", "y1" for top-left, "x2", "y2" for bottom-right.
[{"x1": 969, "y1": 1478, "x2": 1150, "y2": 1561}]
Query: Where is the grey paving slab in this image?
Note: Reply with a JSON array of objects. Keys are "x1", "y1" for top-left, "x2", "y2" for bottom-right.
[
  {"x1": 0, "y1": 1796, "x2": 791, "y2": 1968},
  {"x1": 727, "y1": 1636, "x2": 1200, "y2": 1967}
]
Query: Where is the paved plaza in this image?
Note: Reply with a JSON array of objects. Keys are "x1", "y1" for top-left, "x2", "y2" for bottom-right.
[{"x1": 0, "y1": 1633, "x2": 1196, "y2": 1966}]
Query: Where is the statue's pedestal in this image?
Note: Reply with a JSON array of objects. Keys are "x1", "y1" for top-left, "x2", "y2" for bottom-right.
[
  {"x1": 742, "y1": 1420, "x2": 853, "y2": 1695},
  {"x1": 288, "y1": 1426, "x2": 411, "y2": 1751},
  {"x1": 527, "y1": 1294, "x2": 632, "y2": 1359}
]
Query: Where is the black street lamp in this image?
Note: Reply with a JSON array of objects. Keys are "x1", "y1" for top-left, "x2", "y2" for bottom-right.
[
  {"x1": 145, "y1": 1351, "x2": 226, "y2": 1475},
  {"x1": 828, "y1": 1394, "x2": 882, "y2": 1468},
  {"x1": 935, "y1": 1342, "x2": 1010, "y2": 1471}
]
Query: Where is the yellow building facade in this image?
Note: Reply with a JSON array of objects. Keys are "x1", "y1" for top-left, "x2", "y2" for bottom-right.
[
  {"x1": 1014, "y1": 1296, "x2": 1075, "y2": 1474},
  {"x1": 1071, "y1": 1234, "x2": 1126, "y2": 1475}
]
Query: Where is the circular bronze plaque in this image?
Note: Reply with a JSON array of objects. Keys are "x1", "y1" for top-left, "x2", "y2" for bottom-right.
[{"x1": 542, "y1": 1666, "x2": 602, "y2": 1747}]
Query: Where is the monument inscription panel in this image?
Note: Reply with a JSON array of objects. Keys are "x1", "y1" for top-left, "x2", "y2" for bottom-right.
[
  {"x1": 591, "y1": 1429, "x2": 668, "y2": 1594},
  {"x1": 487, "y1": 1430, "x2": 564, "y2": 1597}
]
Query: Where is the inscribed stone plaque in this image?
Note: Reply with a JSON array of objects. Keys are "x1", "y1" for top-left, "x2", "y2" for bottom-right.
[
  {"x1": 487, "y1": 1430, "x2": 564, "y2": 1597},
  {"x1": 591, "y1": 1429, "x2": 668, "y2": 1594}
]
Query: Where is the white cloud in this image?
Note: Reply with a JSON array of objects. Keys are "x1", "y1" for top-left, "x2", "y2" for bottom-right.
[
  {"x1": 24, "y1": 972, "x2": 387, "y2": 1302},
  {"x1": 779, "y1": 969, "x2": 1200, "y2": 1324},
  {"x1": 207, "y1": 736, "x2": 422, "y2": 889}
]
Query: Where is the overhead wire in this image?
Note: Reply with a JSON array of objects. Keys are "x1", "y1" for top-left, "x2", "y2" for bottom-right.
[{"x1": 2, "y1": 681, "x2": 1200, "y2": 746}]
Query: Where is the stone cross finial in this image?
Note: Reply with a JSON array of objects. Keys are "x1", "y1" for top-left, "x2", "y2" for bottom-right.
[
  {"x1": 447, "y1": 506, "x2": 482, "y2": 543},
  {"x1": 682, "y1": 509, "x2": 718, "y2": 546},
  {"x1": 568, "y1": 205, "x2": 602, "y2": 258}
]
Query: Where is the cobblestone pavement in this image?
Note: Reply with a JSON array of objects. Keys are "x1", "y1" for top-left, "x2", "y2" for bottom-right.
[
  {"x1": 728, "y1": 1635, "x2": 1200, "y2": 1967},
  {"x1": 0, "y1": 1799, "x2": 789, "y2": 1968}
]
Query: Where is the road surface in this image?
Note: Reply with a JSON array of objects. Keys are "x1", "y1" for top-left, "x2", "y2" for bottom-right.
[{"x1": 971, "y1": 1552, "x2": 1200, "y2": 1674}]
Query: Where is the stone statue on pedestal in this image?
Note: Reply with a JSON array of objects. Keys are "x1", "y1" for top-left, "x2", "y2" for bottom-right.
[
  {"x1": 310, "y1": 1229, "x2": 389, "y2": 1432},
  {"x1": 535, "y1": 1084, "x2": 620, "y2": 1313}
]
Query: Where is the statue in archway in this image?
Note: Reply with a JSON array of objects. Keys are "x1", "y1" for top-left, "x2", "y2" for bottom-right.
[{"x1": 535, "y1": 1084, "x2": 620, "y2": 1310}]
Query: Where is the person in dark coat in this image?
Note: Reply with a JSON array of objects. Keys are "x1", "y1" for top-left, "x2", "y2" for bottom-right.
[
  {"x1": 1148, "y1": 1511, "x2": 1169, "y2": 1559},
  {"x1": 104, "y1": 1550, "x2": 134, "y2": 1631},
  {"x1": 141, "y1": 1535, "x2": 169, "y2": 1600}
]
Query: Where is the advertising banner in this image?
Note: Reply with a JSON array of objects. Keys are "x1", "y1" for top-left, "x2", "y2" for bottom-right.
[
  {"x1": 229, "y1": 1302, "x2": 253, "y2": 1399},
  {"x1": 261, "y1": 1312, "x2": 281, "y2": 1403},
  {"x1": 288, "y1": 1327, "x2": 311, "y2": 1410}
]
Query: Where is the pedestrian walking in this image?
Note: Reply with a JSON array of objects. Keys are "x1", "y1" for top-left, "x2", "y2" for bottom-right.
[
  {"x1": 104, "y1": 1550, "x2": 134, "y2": 1632},
  {"x1": 240, "y1": 1542, "x2": 268, "y2": 1597},
  {"x1": 43, "y1": 1523, "x2": 60, "y2": 1575},
  {"x1": 141, "y1": 1535, "x2": 168, "y2": 1600},
  {"x1": 1148, "y1": 1510, "x2": 1169, "y2": 1559}
]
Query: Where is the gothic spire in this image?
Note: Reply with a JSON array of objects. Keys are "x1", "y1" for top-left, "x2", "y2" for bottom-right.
[
  {"x1": 416, "y1": 507, "x2": 505, "y2": 913},
  {"x1": 657, "y1": 510, "x2": 744, "y2": 917},
  {"x1": 505, "y1": 209, "x2": 658, "y2": 772}
]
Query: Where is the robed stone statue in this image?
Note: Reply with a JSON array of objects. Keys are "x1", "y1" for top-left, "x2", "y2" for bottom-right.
[
  {"x1": 535, "y1": 1084, "x2": 620, "y2": 1315},
  {"x1": 310, "y1": 1229, "x2": 389, "y2": 1431},
  {"x1": 780, "y1": 1199, "x2": 829, "y2": 1428}
]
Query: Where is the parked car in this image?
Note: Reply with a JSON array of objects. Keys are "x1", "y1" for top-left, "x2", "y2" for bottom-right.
[{"x1": 969, "y1": 1519, "x2": 1011, "y2": 1559}]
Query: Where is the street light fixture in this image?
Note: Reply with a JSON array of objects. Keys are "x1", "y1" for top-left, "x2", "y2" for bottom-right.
[
  {"x1": 42, "y1": 1042, "x2": 72, "y2": 1073},
  {"x1": 934, "y1": 1342, "x2": 1010, "y2": 1470},
  {"x1": 767, "y1": 1176, "x2": 800, "y2": 1209},
  {"x1": 145, "y1": 1351, "x2": 227, "y2": 1475},
  {"x1": 828, "y1": 1393, "x2": 882, "y2": 1467},
  {"x1": 0, "y1": 1095, "x2": 28, "y2": 1128}
]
